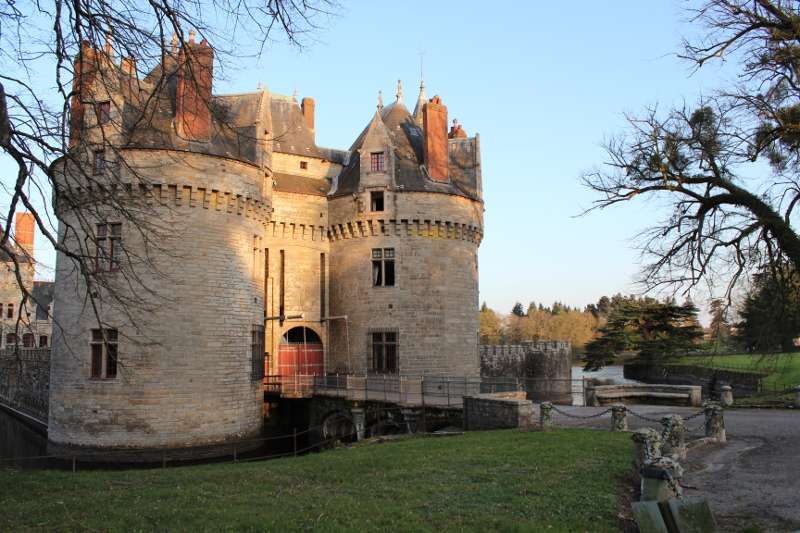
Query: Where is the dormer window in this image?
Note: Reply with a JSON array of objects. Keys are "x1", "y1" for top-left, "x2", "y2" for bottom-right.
[
  {"x1": 370, "y1": 152, "x2": 385, "y2": 172},
  {"x1": 370, "y1": 191, "x2": 384, "y2": 212},
  {"x1": 299, "y1": 161, "x2": 308, "y2": 170},
  {"x1": 96, "y1": 101, "x2": 111, "y2": 125}
]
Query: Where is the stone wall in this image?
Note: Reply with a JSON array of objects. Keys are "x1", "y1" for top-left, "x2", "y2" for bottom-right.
[
  {"x1": 463, "y1": 391, "x2": 534, "y2": 430},
  {"x1": 480, "y1": 341, "x2": 572, "y2": 402},
  {"x1": 624, "y1": 363, "x2": 764, "y2": 397},
  {"x1": 0, "y1": 348, "x2": 49, "y2": 421},
  {"x1": 328, "y1": 191, "x2": 482, "y2": 377}
]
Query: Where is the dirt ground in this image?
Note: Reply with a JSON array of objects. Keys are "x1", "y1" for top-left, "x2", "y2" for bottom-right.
[{"x1": 554, "y1": 405, "x2": 800, "y2": 532}]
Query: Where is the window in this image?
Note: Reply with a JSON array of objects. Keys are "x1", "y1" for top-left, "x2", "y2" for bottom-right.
[
  {"x1": 90, "y1": 328, "x2": 118, "y2": 379},
  {"x1": 96, "y1": 101, "x2": 111, "y2": 125},
  {"x1": 0, "y1": 304, "x2": 3, "y2": 317},
  {"x1": 299, "y1": 161, "x2": 308, "y2": 170},
  {"x1": 370, "y1": 151, "x2": 385, "y2": 172},
  {"x1": 39, "y1": 335, "x2": 48, "y2": 348},
  {"x1": 370, "y1": 191, "x2": 384, "y2": 212},
  {"x1": 251, "y1": 324, "x2": 265, "y2": 381},
  {"x1": 372, "y1": 248, "x2": 395, "y2": 287},
  {"x1": 93, "y1": 149, "x2": 105, "y2": 175},
  {"x1": 371, "y1": 331, "x2": 398, "y2": 373},
  {"x1": 7, "y1": 303, "x2": 13, "y2": 319},
  {"x1": 22, "y1": 333, "x2": 35, "y2": 348},
  {"x1": 96, "y1": 223, "x2": 122, "y2": 272},
  {"x1": 5, "y1": 333, "x2": 16, "y2": 346}
]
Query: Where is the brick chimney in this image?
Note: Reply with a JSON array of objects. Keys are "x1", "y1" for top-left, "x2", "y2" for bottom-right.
[
  {"x1": 69, "y1": 41, "x2": 100, "y2": 146},
  {"x1": 423, "y1": 95, "x2": 449, "y2": 182},
  {"x1": 175, "y1": 33, "x2": 214, "y2": 141},
  {"x1": 301, "y1": 97, "x2": 315, "y2": 136},
  {"x1": 14, "y1": 212, "x2": 34, "y2": 258}
]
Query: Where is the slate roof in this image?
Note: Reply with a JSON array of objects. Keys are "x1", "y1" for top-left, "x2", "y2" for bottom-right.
[
  {"x1": 272, "y1": 173, "x2": 330, "y2": 196},
  {"x1": 332, "y1": 102, "x2": 481, "y2": 201},
  {"x1": 270, "y1": 96, "x2": 321, "y2": 158}
]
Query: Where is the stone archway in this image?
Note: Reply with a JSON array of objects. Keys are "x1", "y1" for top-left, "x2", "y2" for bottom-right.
[{"x1": 278, "y1": 326, "x2": 323, "y2": 377}]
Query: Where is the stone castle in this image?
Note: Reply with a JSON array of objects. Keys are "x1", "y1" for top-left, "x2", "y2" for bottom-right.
[{"x1": 48, "y1": 34, "x2": 483, "y2": 451}]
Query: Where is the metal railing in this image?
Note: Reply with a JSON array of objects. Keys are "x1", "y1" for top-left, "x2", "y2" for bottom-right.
[{"x1": 264, "y1": 374, "x2": 588, "y2": 407}]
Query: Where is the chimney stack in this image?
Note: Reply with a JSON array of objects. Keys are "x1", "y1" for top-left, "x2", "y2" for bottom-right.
[
  {"x1": 120, "y1": 57, "x2": 137, "y2": 78},
  {"x1": 301, "y1": 97, "x2": 315, "y2": 136},
  {"x1": 175, "y1": 34, "x2": 214, "y2": 141},
  {"x1": 69, "y1": 40, "x2": 99, "y2": 146},
  {"x1": 423, "y1": 96, "x2": 449, "y2": 182},
  {"x1": 14, "y1": 212, "x2": 35, "y2": 258}
]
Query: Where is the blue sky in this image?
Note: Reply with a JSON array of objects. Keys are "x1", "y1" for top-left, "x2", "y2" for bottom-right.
[{"x1": 4, "y1": 0, "x2": 736, "y2": 315}]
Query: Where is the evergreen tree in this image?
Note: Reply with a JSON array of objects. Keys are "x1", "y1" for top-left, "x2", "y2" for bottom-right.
[
  {"x1": 584, "y1": 299, "x2": 703, "y2": 370},
  {"x1": 511, "y1": 302, "x2": 525, "y2": 317},
  {"x1": 736, "y1": 265, "x2": 800, "y2": 352},
  {"x1": 708, "y1": 299, "x2": 731, "y2": 352}
]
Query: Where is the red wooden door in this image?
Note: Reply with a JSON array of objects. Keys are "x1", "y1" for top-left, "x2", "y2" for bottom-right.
[{"x1": 278, "y1": 344, "x2": 323, "y2": 376}]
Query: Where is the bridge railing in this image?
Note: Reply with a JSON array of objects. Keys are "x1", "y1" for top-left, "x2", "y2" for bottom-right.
[{"x1": 264, "y1": 374, "x2": 587, "y2": 406}]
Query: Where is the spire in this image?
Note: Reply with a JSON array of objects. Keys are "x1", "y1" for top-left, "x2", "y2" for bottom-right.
[
  {"x1": 395, "y1": 79, "x2": 403, "y2": 104},
  {"x1": 377, "y1": 89, "x2": 383, "y2": 111},
  {"x1": 413, "y1": 78, "x2": 427, "y2": 127}
]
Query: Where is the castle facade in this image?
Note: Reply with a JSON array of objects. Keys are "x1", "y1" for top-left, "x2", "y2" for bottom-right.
[{"x1": 49, "y1": 34, "x2": 483, "y2": 450}]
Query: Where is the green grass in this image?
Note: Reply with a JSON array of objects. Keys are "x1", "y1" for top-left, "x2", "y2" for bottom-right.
[
  {"x1": 1, "y1": 429, "x2": 632, "y2": 532},
  {"x1": 676, "y1": 352, "x2": 800, "y2": 390}
]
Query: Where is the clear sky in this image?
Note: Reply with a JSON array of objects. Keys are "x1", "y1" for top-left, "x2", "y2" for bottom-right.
[{"x1": 3, "y1": 0, "x2": 735, "y2": 315}]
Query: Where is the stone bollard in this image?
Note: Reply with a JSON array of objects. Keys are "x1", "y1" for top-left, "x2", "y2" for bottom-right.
[
  {"x1": 611, "y1": 404, "x2": 628, "y2": 431},
  {"x1": 539, "y1": 402, "x2": 553, "y2": 431},
  {"x1": 660, "y1": 415, "x2": 686, "y2": 460},
  {"x1": 704, "y1": 403, "x2": 726, "y2": 443},
  {"x1": 720, "y1": 385, "x2": 734, "y2": 407},
  {"x1": 640, "y1": 456, "x2": 684, "y2": 502},
  {"x1": 631, "y1": 428, "x2": 662, "y2": 471},
  {"x1": 350, "y1": 408, "x2": 366, "y2": 441}
]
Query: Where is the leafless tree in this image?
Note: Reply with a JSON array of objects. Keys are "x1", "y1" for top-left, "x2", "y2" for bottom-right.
[
  {"x1": 0, "y1": 0, "x2": 336, "y2": 363},
  {"x1": 583, "y1": 0, "x2": 800, "y2": 299}
]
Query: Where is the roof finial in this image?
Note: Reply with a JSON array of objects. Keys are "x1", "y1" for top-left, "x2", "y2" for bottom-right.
[
  {"x1": 170, "y1": 32, "x2": 178, "y2": 53},
  {"x1": 377, "y1": 89, "x2": 383, "y2": 110},
  {"x1": 292, "y1": 87, "x2": 298, "y2": 101},
  {"x1": 396, "y1": 79, "x2": 403, "y2": 103}
]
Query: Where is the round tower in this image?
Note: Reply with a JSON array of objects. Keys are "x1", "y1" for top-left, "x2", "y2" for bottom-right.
[
  {"x1": 327, "y1": 85, "x2": 483, "y2": 376},
  {"x1": 48, "y1": 38, "x2": 272, "y2": 452}
]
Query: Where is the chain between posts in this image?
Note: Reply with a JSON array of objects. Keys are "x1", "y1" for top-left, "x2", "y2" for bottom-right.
[{"x1": 549, "y1": 404, "x2": 613, "y2": 419}]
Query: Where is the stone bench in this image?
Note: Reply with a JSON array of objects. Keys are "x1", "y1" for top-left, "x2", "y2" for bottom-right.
[{"x1": 586, "y1": 384, "x2": 702, "y2": 407}]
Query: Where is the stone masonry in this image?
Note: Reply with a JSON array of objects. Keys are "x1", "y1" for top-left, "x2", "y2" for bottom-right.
[{"x1": 49, "y1": 36, "x2": 483, "y2": 451}]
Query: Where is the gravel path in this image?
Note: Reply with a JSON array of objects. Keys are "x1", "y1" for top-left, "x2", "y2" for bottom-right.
[{"x1": 550, "y1": 405, "x2": 800, "y2": 532}]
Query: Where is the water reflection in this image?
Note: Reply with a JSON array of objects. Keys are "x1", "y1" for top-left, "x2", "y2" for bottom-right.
[{"x1": 0, "y1": 407, "x2": 48, "y2": 469}]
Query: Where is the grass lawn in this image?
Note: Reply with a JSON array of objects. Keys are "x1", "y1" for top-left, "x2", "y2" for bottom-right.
[
  {"x1": 677, "y1": 352, "x2": 800, "y2": 390},
  {"x1": 1, "y1": 429, "x2": 632, "y2": 532}
]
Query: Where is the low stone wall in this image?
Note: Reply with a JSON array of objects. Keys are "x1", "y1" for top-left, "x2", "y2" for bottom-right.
[
  {"x1": 463, "y1": 391, "x2": 534, "y2": 430},
  {"x1": 624, "y1": 363, "x2": 764, "y2": 397},
  {"x1": 480, "y1": 341, "x2": 572, "y2": 403},
  {"x1": 586, "y1": 383, "x2": 702, "y2": 407},
  {"x1": 0, "y1": 348, "x2": 50, "y2": 422}
]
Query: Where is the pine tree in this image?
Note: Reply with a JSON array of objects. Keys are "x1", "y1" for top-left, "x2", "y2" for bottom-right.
[{"x1": 511, "y1": 302, "x2": 525, "y2": 317}]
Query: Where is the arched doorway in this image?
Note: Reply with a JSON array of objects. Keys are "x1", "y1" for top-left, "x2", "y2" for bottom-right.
[{"x1": 278, "y1": 326, "x2": 323, "y2": 377}]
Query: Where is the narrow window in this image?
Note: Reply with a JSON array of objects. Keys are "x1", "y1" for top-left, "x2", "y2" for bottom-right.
[
  {"x1": 371, "y1": 331, "x2": 398, "y2": 373},
  {"x1": 90, "y1": 328, "x2": 118, "y2": 379},
  {"x1": 39, "y1": 335, "x2": 48, "y2": 348},
  {"x1": 6, "y1": 333, "x2": 16, "y2": 346},
  {"x1": 370, "y1": 191, "x2": 385, "y2": 212},
  {"x1": 320, "y1": 253, "x2": 326, "y2": 320},
  {"x1": 96, "y1": 223, "x2": 122, "y2": 272},
  {"x1": 93, "y1": 150, "x2": 105, "y2": 175},
  {"x1": 279, "y1": 249, "x2": 285, "y2": 324},
  {"x1": 251, "y1": 324, "x2": 265, "y2": 381},
  {"x1": 7, "y1": 303, "x2": 13, "y2": 319},
  {"x1": 371, "y1": 248, "x2": 395, "y2": 287},
  {"x1": 299, "y1": 161, "x2": 308, "y2": 170},
  {"x1": 370, "y1": 151, "x2": 385, "y2": 172},
  {"x1": 96, "y1": 101, "x2": 111, "y2": 125},
  {"x1": 22, "y1": 333, "x2": 35, "y2": 348}
]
